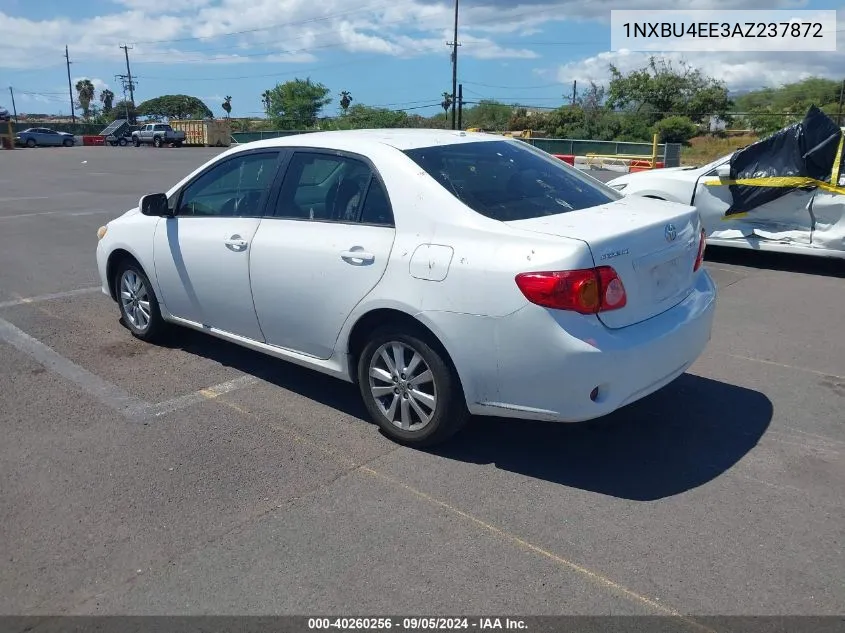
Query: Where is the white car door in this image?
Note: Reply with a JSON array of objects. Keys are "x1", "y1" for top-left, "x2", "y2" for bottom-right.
[
  {"x1": 692, "y1": 161, "x2": 817, "y2": 245},
  {"x1": 249, "y1": 150, "x2": 396, "y2": 359},
  {"x1": 152, "y1": 149, "x2": 284, "y2": 340}
]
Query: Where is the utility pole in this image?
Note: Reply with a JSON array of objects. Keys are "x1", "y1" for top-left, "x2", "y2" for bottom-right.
[
  {"x1": 447, "y1": 0, "x2": 460, "y2": 130},
  {"x1": 571, "y1": 80, "x2": 577, "y2": 105},
  {"x1": 115, "y1": 73, "x2": 137, "y2": 123},
  {"x1": 457, "y1": 84, "x2": 463, "y2": 130},
  {"x1": 837, "y1": 79, "x2": 845, "y2": 127},
  {"x1": 9, "y1": 86, "x2": 18, "y2": 124},
  {"x1": 120, "y1": 45, "x2": 136, "y2": 123},
  {"x1": 64, "y1": 45, "x2": 76, "y2": 123}
]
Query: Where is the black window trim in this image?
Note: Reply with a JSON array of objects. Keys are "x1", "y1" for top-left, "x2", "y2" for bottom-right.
[
  {"x1": 169, "y1": 147, "x2": 288, "y2": 219},
  {"x1": 266, "y1": 147, "x2": 396, "y2": 228}
]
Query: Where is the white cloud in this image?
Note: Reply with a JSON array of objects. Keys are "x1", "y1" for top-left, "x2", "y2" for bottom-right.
[
  {"x1": 555, "y1": 49, "x2": 845, "y2": 92},
  {"x1": 73, "y1": 77, "x2": 111, "y2": 93},
  {"x1": 0, "y1": 0, "x2": 833, "y2": 78}
]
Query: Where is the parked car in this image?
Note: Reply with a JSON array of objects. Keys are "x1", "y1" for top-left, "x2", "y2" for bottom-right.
[
  {"x1": 95, "y1": 129, "x2": 716, "y2": 447},
  {"x1": 15, "y1": 127, "x2": 75, "y2": 148},
  {"x1": 132, "y1": 123, "x2": 186, "y2": 148},
  {"x1": 608, "y1": 111, "x2": 845, "y2": 260}
]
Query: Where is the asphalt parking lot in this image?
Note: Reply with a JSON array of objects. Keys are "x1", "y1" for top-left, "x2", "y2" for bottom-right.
[{"x1": 1, "y1": 146, "x2": 843, "y2": 619}]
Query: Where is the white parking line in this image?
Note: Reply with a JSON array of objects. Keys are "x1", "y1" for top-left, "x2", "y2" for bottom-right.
[
  {"x1": 0, "y1": 209, "x2": 115, "y2": 221},
  {"x1": 0, "y1": 315, "x2": 149, "y2": 418},
  {"x1": 0, "y1": 286, "x2": 102, "y2": 309}
]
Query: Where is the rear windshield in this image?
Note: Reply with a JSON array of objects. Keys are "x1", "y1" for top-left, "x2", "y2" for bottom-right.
[{"x1": 403, "y1": 139, "x2": 620, "y2": 222}]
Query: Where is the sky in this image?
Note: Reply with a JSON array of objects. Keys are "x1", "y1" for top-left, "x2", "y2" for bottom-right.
[{"x1": 0, "y1": 0, "x2": 842, "y2": 119}]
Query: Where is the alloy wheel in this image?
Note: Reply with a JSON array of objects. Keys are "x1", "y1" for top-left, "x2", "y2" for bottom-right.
[
  {"x1": 367, "y1": 341, "x2": 438, "y2": 431},
  {"x1": 119, "y1": 269, "x2": 151, "y2": 331}
]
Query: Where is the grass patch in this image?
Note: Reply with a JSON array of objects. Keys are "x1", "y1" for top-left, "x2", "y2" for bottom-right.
[{"x1": 681, "y1": 134, "x2": 759, "y2": 166}]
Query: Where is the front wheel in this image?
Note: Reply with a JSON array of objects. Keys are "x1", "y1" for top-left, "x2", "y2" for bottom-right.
[
  {"x1": 357, "y1": 326, "x2": 469, "y2": 447},
  {"x1": 25, "y1": 138, "x2": 35, "y2": 148},
  {"x1": 63, "y1": 138, "x2": 73, "y2": 147},
  {"x1": 115, "y1": 261, "x2": 166, "y2": 342}
]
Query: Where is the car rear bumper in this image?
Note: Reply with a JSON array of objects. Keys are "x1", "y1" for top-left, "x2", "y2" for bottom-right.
[{"x1": 425, "y1": 270, "x2": 716, "y2": 422}]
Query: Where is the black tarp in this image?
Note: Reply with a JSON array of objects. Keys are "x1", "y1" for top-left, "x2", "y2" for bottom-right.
[{"x1": 726, "y1": 106, "x2": 842, "y2": 216}]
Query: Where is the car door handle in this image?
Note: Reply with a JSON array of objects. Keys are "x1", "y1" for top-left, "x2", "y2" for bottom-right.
[
  {"x1": 224, "y1": 235, "x2": 249, "y2": 251},
  {"x1": 340, "y1": 250, "x2": 375, "y2": 264}
]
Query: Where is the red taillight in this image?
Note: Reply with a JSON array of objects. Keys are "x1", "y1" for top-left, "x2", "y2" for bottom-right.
[
  {"x1": 693, "y1": 228, "x2": 707, "y2": 272},
  {"x1": 515, "y1": 266, "x2": 627, "y2": 314}
]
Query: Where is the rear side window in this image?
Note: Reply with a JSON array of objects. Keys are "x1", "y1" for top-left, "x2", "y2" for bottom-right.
[{"x1": 403, "y1": 140, "x2": 620, "y2": 222}]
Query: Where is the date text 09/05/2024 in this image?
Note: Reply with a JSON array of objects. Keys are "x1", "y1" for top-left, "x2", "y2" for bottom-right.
[
  {"x1": 307, "y1": 618, "x2": 528, "y2": 630},
  {"x1": 622, "y1": 21, "x2": 823, "y2": 39}
]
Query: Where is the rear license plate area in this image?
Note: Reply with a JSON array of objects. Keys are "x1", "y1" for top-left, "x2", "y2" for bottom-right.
[{"x1": 649, "y1": 255, "x2": 686, "y2": 302}]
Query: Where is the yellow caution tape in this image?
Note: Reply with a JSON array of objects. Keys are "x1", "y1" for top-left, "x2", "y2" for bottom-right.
[
  {"x1": 703, "y1": 176, "x2": 845, "y2": 195},
  {"x1": 830, "y1": 134, "x2": 844, "y2": 185}
]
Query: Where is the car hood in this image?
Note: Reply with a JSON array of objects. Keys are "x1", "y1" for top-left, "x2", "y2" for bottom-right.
[{"x1": 607, "y1": 165, "x2": 702, "y2": 187}]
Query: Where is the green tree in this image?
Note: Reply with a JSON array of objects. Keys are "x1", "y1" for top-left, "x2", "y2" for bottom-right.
[
  {"x1": 110, "y1": 99, "x2": 137, "y2": 123},
  {"x1": 75, "y1": 79, "x2": 96, "y2": 119},
  {"x1": 462, "y1": 100, "x2": 513, "y2": 130},
  {"x1": 262, "y1": 78, "x2": 331, "y2": 129},
  {"x1": 222, "y1": 96, "x2": 232, "y2": 118},
  {"x1": 99, "y1": 89, "x2": 115, "y2": 115},
  {"x1": 326, "y1": 103, "x2": 409, "y2": 129},
  {"x1": 136, "y1": 95, "x2": 213, "y2": 120},
  {"x1": 653, "y1": 115, "x2": 699, "y2": 144},
  {"x1": 607, "y1": 57, "x2": 731, "y2": 126}
]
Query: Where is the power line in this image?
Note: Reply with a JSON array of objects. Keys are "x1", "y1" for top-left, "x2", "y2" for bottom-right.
[{"x1": 135, "y1": 55, "x2": 387, "y2": 82}]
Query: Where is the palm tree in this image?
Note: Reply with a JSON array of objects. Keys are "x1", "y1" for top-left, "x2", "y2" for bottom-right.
[
  {"x1": 340, "y1": 91, "x2": 352, "y2": 114},
  {"x1": 99, "y1": 89, "x2": 115, "y2": 115},
  {"x1": 222, "y1": 95, "x2": 232, "y2": 119},
  {"x1": 441, "y1": 92, "x2": 453, "y2": 129},
  {"x1": 75, "y1": 79, "x2": 95, "y2": 119}
]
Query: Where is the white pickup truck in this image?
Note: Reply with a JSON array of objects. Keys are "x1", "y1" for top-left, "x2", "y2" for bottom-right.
[{"x1": 131, "y1": 123, "x2": 186, "y2": 148}]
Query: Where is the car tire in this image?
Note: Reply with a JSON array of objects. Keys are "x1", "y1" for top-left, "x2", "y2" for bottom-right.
[
  {"x1": 174, "y1": 141, "x2": 183, "y2": 148},
  {"x1": 153, "y1": 136, "x2": 163, "y2": 148},
  {"x1": 357, "y1": 325, "x2": 469, "y2": 448},
  {"x1": 25, "y1": 138, "x2": 35, "y2": 148},
  {"x1": 114, "y1": 260, "x2": 166, "y2": 342},
  {"x1": 119, "y1": 138, "x2": 127, "y2": 147},
  {"x1": 63, "y1": 138, "x2": 73, "y2": 147},
  {"x1": 133, "y1": 137, "x2": 140, "y2": 147}
]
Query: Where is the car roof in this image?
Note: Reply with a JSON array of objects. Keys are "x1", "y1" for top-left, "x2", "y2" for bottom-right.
[{"x1": 240, "y1": 128, "x2": 507, "y2": 153}]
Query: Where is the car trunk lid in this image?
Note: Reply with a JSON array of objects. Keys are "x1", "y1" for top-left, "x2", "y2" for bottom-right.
[{"x1": 507, "y1": 196, "x2": 702, "y2": 329}]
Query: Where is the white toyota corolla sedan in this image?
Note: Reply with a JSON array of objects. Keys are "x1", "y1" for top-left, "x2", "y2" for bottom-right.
[{"x1": 96, "y1": 129, "x2": 716, "y2": 447}]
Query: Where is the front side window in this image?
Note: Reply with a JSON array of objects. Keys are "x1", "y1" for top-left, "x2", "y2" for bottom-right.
[
  {"x1": 177, "y1": 152, "x2": 279, "y2": 217},
  {"x1": 403, "y1": 139, "x2": 621, "y2": 222},
  {"x1": 275, "y1": 152, "x2": 380, "y2": 222}
]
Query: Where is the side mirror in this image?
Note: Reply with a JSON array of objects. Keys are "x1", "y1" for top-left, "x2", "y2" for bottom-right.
[
  {"x1": 139, "y1": 193, "x2": 171, "y2": 217},
  {"x1": 716, "y1": 164, "x2": 731, "y2": 180}
]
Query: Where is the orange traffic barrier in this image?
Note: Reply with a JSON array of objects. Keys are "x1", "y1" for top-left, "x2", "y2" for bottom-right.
[{"x1": 629, "y1": 159, "x2": 664, "y2": 169}]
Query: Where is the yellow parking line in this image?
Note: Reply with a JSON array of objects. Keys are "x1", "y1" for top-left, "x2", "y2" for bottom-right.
[
  {"x1": 208, "y1": 393, "x2": 714, "y2": 630},
  {"x1": 360, "y1": 466, "x2": 715, "y2": 632}
]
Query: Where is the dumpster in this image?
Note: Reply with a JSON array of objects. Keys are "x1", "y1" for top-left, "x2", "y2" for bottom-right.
[{"x1": 170, "y1": 119, "x2": 231, "y2": 147}]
